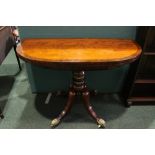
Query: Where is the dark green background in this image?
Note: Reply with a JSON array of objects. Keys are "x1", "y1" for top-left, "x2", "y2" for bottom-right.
[{"x1": 19, "y1": 26, "x2": 137, "y2": 93}]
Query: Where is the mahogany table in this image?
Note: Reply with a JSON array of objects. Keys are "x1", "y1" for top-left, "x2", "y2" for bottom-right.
[{"x1": 16, "y1": 38, "x2": 141, "y2": 128}]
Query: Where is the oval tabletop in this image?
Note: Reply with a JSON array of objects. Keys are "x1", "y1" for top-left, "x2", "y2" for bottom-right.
[{"x1": 17, "y1": 38, "x2": 142, "y2": 70}]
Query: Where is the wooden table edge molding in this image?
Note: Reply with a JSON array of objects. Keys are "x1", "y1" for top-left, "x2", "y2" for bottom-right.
[
  {"x1": 17, "y1": 38, "x2": 141, "y2": 70},
  {"x1": 16, "y1": 38, "x2": 142, "y2": 128}
]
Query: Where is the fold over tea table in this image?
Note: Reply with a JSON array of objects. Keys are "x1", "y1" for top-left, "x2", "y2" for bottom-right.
[{"x1": 16, "y1": 38, "x2": 141, "y2": 128}]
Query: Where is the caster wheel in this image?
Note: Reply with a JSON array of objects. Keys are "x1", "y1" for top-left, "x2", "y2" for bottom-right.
[
  {"x1": 97, "y1": 118, "x2": 106, "y2": 128},
  {"x1": 51, "y1": 118, "x2": 60, "y2": 128}
]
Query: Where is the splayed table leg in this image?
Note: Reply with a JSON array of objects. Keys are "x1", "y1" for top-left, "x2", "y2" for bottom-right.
[{"x1": 51, "y1": 90, "x2": 75, "y2": 127}]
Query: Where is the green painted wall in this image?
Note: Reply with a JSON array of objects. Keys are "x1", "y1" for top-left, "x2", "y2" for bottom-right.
[{"x1": 19, "y1": 26, "x2": 137, "y2": 93}]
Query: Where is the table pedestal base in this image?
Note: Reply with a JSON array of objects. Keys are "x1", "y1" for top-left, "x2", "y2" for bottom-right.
[{"x1": 51, "y1": 71, "x2": 106, "y2": 128}]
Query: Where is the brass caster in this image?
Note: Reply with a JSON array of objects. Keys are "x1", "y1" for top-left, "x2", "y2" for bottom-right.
[
  {"x1": 97, "y1": 118, "x2": 106, "y2": 128},
  {"x1": 51, "y1": 118, "x2": 60, "y2": 127}
]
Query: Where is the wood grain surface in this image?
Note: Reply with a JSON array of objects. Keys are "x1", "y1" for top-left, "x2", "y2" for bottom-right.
[{"x1": 17, "y1": 38, "x2": 142, "y2": 70}]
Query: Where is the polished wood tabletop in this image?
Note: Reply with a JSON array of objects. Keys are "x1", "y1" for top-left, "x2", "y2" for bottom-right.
[{"x1": 17, "y1": 38, "x2": 142, "y2": 70}]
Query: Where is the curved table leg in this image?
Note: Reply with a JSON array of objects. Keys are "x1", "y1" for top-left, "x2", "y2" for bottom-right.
[
  {"x1": 51, "y1": 90, "x2": 75, "y2": 127},
  {"x1": 82, "y1": 90, "x2": 106, "y2": 128}
]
